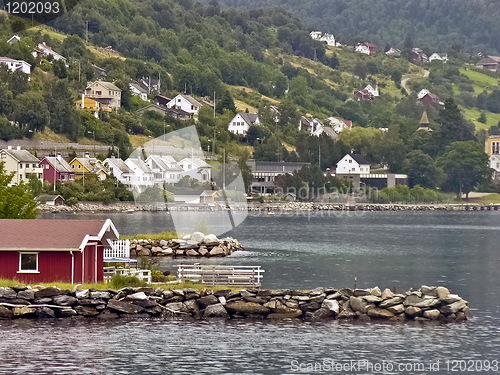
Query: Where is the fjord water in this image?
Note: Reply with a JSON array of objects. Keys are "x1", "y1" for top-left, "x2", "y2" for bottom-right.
[{"x1": 1, "y1": 211, "x2": 499, "y2": 374}]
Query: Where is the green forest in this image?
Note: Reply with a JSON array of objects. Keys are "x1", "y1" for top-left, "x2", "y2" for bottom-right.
[{"x1": 208, "y1": 0, "x2": 500, "y2": 54}]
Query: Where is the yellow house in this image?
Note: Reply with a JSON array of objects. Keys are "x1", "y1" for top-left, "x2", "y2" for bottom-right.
[
  {"x1": 75, "y1": 97, "x2": 112, "y2": 118},
  {"x1": 69, "y1": 157, "x2": 108, "y2": 181},
  {"x1": 485, "y1": 135, "x2": 500, "y2": 156}
]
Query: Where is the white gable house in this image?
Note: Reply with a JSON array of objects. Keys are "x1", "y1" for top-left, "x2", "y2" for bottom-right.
[
  {"x1": 336, "y1": 154, "x2": 371, "y2": 174},
  {"x1": 364, "y1": 84, "x2": 379, "y2": 97},
  {"x1": 124, "y1": 158, "x2": 155, "y2": 192},
  {"x1": 178, "y1": 157, "x2": 211, "y2": 183},
  {"x1": 145, "y1": 155, "x2": 183, "y2": 184},
  {"x1": 0, "y1": 57, "x2": 30, "y2": 74},
  {"x1": 429, "y1": 53, "x2": 448, "y2": 63},
  {"x1": 228, "y1": 112, "x2": 260, "y2": 135},
  {"x1": 166, "y1": 95, "x2": 202, "y2": 120}
]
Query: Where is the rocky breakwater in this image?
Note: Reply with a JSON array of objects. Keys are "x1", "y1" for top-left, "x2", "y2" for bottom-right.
[
  {"x1": 130, "y1": 232, "x2": 243, "y2": 257},
  {"x1": 0, "y1": 285, "x2": 470, "y2": 322}
]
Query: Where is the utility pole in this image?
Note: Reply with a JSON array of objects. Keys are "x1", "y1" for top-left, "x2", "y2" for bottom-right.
[
  {"x1": 85, "y1": 21, "x2": 89, "y2": 44},
  {"x1": 213, "y1": 91, "x2": 216, "y2": 118}
]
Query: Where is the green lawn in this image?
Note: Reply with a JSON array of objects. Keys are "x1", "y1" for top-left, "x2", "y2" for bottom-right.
[
  {"x1": 454, "y1": 193, "x2": 500, "y2": 204},
  {"x1": 461, "y1": 69, "x2": 499, "y2": 87},
  {"x1": 462, "y1": 107, "x2": 500, "y2": 130},
  {"x1": 460, "y1": 68, "x2": 500, "y2": 94}
]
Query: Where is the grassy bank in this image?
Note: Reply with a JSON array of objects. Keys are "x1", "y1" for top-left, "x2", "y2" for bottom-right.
[
  {"x1": 0, "y1": 279, "x2": 241, "y2": 292},
  {"x1": 120, "y1": 232, "x2": 180, "y2": 240}
]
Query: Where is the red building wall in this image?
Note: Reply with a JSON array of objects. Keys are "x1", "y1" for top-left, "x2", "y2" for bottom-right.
[{"x1": 0, "y1": 244, "x2": 104, "y2": 284}]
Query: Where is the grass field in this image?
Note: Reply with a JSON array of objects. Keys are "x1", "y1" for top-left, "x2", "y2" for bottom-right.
[
  {"x1": 462, "y1": 107, "x2": 500, "y2": 130},
  {"x1": 458, "y1": 193, "x2": 500, "y2": 204}
]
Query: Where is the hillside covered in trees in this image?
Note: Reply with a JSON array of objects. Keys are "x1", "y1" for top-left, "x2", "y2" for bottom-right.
[
  {"x1": 208, "y1": 0, "x2": 500, "y2": 54},
  {"x1": 0, "y1": 0, "x2": 498, "y2": 198}
]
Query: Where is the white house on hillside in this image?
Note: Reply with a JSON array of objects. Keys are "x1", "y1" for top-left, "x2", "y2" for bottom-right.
[
  {"x1": 178, "y1": 157, "x2": 211, "y2": 183},
  {"x1": 33, "y1": 43, "x2": 66, "y2": 61},
  {"x1": 228, "y1": 112, "x2": 260, "y2": 135},
  {"x1": 327, "y1": 117, "x2": 353, "y2": 133},
  {"x1": 7, "y1": 35, "x2": 20, "y2": 44},
  {"x1": 104, "y1": 157, "x2": 134, "y2": 187},
  {"x1": 129, "y1": 81, "x2": 149, "y2": 101},
  {"x1": 124, "y1": 158, "x2": 155, "y2": 192},
  {"x1": 364, "y1": 84, "x2": 379, "y2": 97},
  {"x1": 166, "y1": 95, "x2": 202, "y2": 120},
  {"x1": 429, "y1": 53, "x2": 448, "y2": 63},
  {"x1": 145, "y1": 155, "x2": 183, "y2": 184},
  {"x1": 336, "y1": 154, "x2": 371, "y2": 174},
  {"x1": 355, "y1": 43, "x2": 377, "y2": 56},
  {"x1": 0, "y1": 57, "x2": 31, "y2": 74},
  {"x1": 310, "y1": 31, "x2": 336, "y2": 47},
  {"x1": 490, "y1": 154, "x2": 500, "y2": 180}
]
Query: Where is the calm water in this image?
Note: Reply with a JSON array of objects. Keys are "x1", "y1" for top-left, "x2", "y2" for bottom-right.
[{"x1": 1, "y1": 210, "x2": 498, "y2": 374}]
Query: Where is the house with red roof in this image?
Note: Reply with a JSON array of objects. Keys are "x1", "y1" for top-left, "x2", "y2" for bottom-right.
[{"x1": 0, "y1": 219, "x2": 119, "y2": 283}]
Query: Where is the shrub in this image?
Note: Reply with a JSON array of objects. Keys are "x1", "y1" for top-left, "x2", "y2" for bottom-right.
[{"x1": 110, "y1": 275, "x2": 147, "y2": 289}]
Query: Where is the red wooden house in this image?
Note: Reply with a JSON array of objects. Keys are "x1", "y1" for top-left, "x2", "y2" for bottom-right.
[
  {"x1": 39, "y1": 156, "x2": 76, "y2": 184},
  {"x1": 0, "y1": 219, "x2": 119, "y2": 284}
]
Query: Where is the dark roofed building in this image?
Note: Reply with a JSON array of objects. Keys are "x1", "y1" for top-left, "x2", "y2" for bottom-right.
[{"x1": 247, "y1": 160, "x2": 310, "y2": 194}]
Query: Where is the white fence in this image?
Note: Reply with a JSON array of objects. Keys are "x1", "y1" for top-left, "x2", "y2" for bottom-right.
[
  {"x1": 104, "y1": 267, "x2": 152, "y2": 284},
  {"x1": 177, "y1": 264, "x2": 264, "y2": 287},
  {"x1": 105, "y1": 240, "x2": 130, "y2": 259}
]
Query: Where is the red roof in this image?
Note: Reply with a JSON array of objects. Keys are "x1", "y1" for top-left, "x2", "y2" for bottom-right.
[{"x1": 0, "y1": 219, "x2": 118, "y2": 251}]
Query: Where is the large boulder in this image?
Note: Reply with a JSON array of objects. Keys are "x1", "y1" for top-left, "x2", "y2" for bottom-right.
[
  {"x1": 203, "y1": 234, "x2": 219, "y2": 245},
  {"x1": 322, "y1": 299, "x2": 340, "y2": 314},
  {"x1": 17, "y1": 289, "x2": 35, "y2": 301},
  {"x1": 225, "y1": 301, "x2": 270, "y2": 315},
  {"x1": 379, "y1": 296, "x2": 404, "y2": 308},
  {"x1": 124, "y1": 292, "x2": 148, "y2": 301},
  {"x1": 12, "y1": 306, "x2": 36, "y2": 316},
  {"x1": 386, "y1": 304, "x2": 405, "y2": 314},
  {"x1": 209, "y1": 246, "x2": 225, "y2": 256},
  {"x1": 197, "y1": 294, "x2": 219, "y2": 308},
  {"x1": 349, "y1": 296, "x2": 374, "y2": 314},
  {"x1": 367, "y1": 308, "x2": 394, "y2": 319},
  {"x1": 203, "y1": 303, "x2": 228, "y2": 318},
  {"x1": 34, "y1": 287, "x2": 61, "y2": 299},
  {"x1": 423, "y1": 309, "x2": 441, "y2": 320},
  {"x1": 0, "y1": 306, "x2": 13, "y2": 318},
  {"x1": 440, "y1": 299, "x2": 467, "y2": 315},
  {"x1": 0, "y1": 287, "x2": 17, "y2": 299},
  {"x1": 191, "y1": 232, "x2": 205, "y2": 243},
  {"x1": 74, "y1": 305, "x2": 99, "y2": 316},
  {"x1": 107, "y1": 299, "x2": 144, "y2": 314},
  {"x1": 405, "y1": 306, "x2": 422, "y2": 318},
  {"x1": 52, "y1": 295, "x2": 78, "y2": 306},
  {"x1": 36, "y1": 307, "x2": 56, "y2": 318}
]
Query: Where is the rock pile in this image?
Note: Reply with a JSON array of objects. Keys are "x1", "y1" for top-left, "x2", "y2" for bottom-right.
[
  {"x1": 129, "y1": 233, "x2": 243, "y2": 257},
  {"x1": 250, "y1": 202, "x2": 466, "y2": 212},
  {"x1": 0, "y1": 285, "x2": 470, "y2": 322}
]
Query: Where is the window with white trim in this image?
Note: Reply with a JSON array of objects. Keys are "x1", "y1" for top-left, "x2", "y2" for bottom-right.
[{"x1": 19, "y1": 252, "x2": 38, "y2": 273}]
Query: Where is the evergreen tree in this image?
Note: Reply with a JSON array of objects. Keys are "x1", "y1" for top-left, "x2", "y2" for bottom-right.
[{"x1": 429, "y1": 98, "x2": 476, "y2": 155}]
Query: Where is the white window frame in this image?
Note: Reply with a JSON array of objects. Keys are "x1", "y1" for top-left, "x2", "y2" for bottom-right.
[{"x1": 18, "y1": 252, "x2": 39, "y2": 273}]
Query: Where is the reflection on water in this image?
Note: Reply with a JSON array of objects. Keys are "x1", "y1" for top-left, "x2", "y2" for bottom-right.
[{"x1": 25, "y1": 210, "x2": 500, "y2": 374}]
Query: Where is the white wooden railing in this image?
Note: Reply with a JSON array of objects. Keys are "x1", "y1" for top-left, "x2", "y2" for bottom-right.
[
  {"x1": 177, "y1": 264, "x2": 264, "y2": 287},
  {"x1": 105, "y1": 240, "x2": 130, "y2": 259},
  {"x1": 104, "y1": 267, "x2": 152, "y2": 283}
]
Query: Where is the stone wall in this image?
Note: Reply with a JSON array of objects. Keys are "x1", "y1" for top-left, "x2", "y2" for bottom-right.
[
  {"x1": 130, "y1": 233, "x2": 243, "y2": 257},
  {"x1": 0, "y1": 285, "x2": 470, "y2": 322}
]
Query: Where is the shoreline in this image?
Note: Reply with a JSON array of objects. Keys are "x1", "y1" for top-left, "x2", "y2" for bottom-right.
[
  {"x1": 0, "y1": 285, "x2": 470, "y2": 323},
  {"x1": 37, "y1": 201, "x2": 500, "y2": 213}
]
